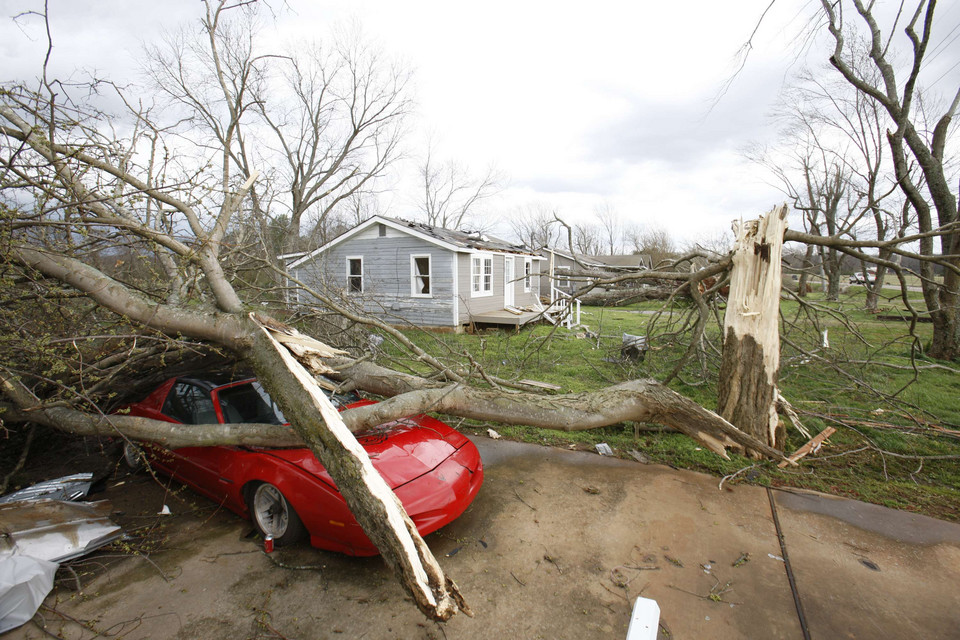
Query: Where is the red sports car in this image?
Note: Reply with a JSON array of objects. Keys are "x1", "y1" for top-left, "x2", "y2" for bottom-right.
[{"x1": 120, "y1": 376, "x2": 483, "y2": 556}]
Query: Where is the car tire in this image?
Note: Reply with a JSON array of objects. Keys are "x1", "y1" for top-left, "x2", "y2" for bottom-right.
[
  {"x1": 247, "y1": 482, "x2": 306, "y2": 546},
  {"x1": 122, "y1": 441, "x2": 144, "y2": 471}
]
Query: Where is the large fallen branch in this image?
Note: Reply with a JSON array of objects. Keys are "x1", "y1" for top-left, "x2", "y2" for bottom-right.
[
  {"x1": 1, "y1": 354, "x2": 790, "y2": 463},
  {"x1": 247, "y1": 318, "x2": 470, "y2": 621},
  {"x1": 327, "y1": 359, "x2": 788, "y2": 462}
]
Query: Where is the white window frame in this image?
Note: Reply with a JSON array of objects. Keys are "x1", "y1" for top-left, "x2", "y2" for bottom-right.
[
  {"x1": 471, "y1": 253, "x2": 493, "y2": 297},
  {"x1": 410, "y1": 254, "x2": 433, "y2": 298},
  {"x1": 523, "y1": 258, "x2": 532, "y2": 292},
  {"x1": 346, "y1": 256, "x2": 363, "y2": 294}
]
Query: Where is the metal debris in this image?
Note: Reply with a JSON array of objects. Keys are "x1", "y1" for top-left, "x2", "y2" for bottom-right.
[
  {"x1": 0, "y1": 499, "x2": 122, "y2": 563},
  {"x1": 595, "y1": 443, "x2": 613, "y2": 456},
  {"x1": 0, "y1": 473, "x2": 94, "y2": 505}
]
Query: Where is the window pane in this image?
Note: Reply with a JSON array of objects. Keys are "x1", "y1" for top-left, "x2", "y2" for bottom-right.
[
  {"x1": 163, "y1": 382, "x2": 217, "y2": 425},
  {"x1": 414, "y1": 257, "x2": 430, "y2": 294},
  {"x1": 217, "y1": 382, "x2": 286, "y2": 425}
]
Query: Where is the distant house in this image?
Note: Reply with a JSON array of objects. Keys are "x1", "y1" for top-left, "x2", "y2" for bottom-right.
[
  {"x1": 537, "y1": 247, "x2": 609, "y2": 300},
  {"x1": 286, "y1": 216, "x2": 544, "y2": 330}
]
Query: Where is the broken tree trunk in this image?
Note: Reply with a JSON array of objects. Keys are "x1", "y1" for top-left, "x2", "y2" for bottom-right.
[
  {"x1": 717, "y1": 204, "x2": 789, "y2": 457},
  {"x1": 246, "y1": 317, "x2": 469, "y2": 621}
]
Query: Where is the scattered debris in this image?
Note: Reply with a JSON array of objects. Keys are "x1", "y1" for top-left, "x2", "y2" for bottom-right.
[
  {"x1": 518, "y1": 379, "x2": 562, "y2": 391},
  {"x1": 582, "y1": 485, "x2": 601, "y2": 495},
  {"x1": 700, "y1": 563, "x2": 712, "y2": 574},
  {"x1": 445, "y1": 547, "x2": 460, "y2": 558},
  {"x1": 543, "y1": 553, "x2": 564, "y2": 574},
  {"x1": 158, "y1": 504, "x2": 172, "y2": 516},
  {"x1": 0, "y1": 498, "x2": 122, "y2": 633},
  {"x1": 778, "y1": 427, "x2": 837, "y2": 468},
  {"x1": 625, "y1": 596, "x2": 660, "y2": 640},
  {"x1": 859, "y1": 558, "x2": 880, "y2": 571},
  {"x1": 595, "y1": 443, "x2": 613, "y2": 456},
  {"x1": 0, "y1": 473, "x2": 94, "y2": 505},
  {"x1": 664, "y1": 555, "x2": 684, "y2": 568},
  {"x1": 509, "y1": 571, "x2": 526, "y2": 586},
  {"x1": 487, "y1": 428, "x2": 502, "y2": 440},
  {"x1": 768, "y1": 553, "x2": 784, "y2": 562},
  {"x1": 627, "y1": 450, "x2": 651, "y2": 464},
  {"x1": 732, "y1": 552, "x2": 750, "y2": 568},
  {"x1": 0, "y1": 499, "x2": 121, "y2": 563},
  {"x1": 0, "y1": 555, "x2": 58, "y2": 633},
  {"x1": 621, "y1": 333, "x2": 648, "y2": 362},
  {"x1": 513, "y1": 488, "x2": 536, "y2": 511}
]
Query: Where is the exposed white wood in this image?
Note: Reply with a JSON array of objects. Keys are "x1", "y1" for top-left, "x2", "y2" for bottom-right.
[{"x1": 719, "y1": 204, "x2": 789, "y2": 450}]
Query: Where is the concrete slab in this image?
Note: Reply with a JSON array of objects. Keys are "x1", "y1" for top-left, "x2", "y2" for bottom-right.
[
  {"x1": 772, "y1": 488, "x2": 960, "y2": 639},
  {"x1": 8, "y1": 437, "x2": 959, "y2": 639}
]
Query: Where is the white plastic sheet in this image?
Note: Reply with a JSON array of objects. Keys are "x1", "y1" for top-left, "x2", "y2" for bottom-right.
[{"x1": 0, "y1": 555, "x2": 57, "y2": 633}]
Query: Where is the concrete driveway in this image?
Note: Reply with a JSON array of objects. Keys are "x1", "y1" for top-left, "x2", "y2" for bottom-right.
[{"x1": 10, "y1": 437, "x2": 960, "y2": 639}]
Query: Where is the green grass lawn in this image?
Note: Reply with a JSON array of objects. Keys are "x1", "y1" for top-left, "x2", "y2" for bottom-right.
[{"x1": 375, "y1": 287, "x2": 960, "y2": 522}]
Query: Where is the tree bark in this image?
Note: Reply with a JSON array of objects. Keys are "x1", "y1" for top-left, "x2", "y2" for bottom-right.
[
  {"x1": 717, "y1": 205, "x2": 789, "y2": 456},
  {"x1": 246, "y1": 319, "x2": 470, "y2": 621}
]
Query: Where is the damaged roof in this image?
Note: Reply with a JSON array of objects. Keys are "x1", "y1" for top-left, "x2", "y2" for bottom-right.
[{"x1": 286, "y1": 215, "x2": 540, "y2": 269}]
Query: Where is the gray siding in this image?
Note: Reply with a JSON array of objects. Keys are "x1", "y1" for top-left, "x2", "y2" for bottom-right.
[
  {"x1": 298, "y1": 235, "x2": 456, "y2": 327},
  {"x1": 457, "y1": 253, "x2": 541, "y2": 321}
]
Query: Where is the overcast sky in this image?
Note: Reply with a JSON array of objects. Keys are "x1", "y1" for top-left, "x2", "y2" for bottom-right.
[{"x1": 4, "y1": 1, "x2": 959, "y2": 247}]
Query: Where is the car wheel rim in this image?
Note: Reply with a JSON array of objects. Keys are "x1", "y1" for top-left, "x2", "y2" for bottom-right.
[
  {"x1": 253, "y1": 484, "x2": 288, "y2": 538},
  {"x1": 123, "y1": 442, "x2": 141, "y2": 467}
]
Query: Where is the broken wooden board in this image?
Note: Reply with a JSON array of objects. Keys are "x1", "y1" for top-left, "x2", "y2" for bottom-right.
[
  {"x1": 518, "y1": 379, "x2": 562, "y2": 391},
  {"x1": 778, "y1": 426, "x2": 836, "y2": 468}
]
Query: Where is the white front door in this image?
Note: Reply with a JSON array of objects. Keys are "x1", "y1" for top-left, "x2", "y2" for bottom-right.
[{"x1": 504, "y1": 257, "x2": 514, "y2": 307}]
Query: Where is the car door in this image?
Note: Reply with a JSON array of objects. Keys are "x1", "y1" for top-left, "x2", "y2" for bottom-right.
[{"x1": 160, "y1": 381, "x2": 236, "y2": 502}]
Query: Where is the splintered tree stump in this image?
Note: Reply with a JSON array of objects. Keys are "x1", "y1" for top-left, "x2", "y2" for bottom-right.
[{"x1": 717, "y1": 205, "x2": 789, "y2": 457}]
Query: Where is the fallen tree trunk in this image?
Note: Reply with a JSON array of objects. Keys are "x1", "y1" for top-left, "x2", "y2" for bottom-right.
[
  {"x1": 576, "y1": 285, "x2": 676, "y2": 306},
  {"x1": 327, "y1": 359, "x2": 787, "y2": 461},
  {"x1": 247, "y1": 318, "x2": 470, "y2": 620}
]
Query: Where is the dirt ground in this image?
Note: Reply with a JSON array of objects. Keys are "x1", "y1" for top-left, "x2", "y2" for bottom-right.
[{"x1": 5, "y1": 436, "x2": 960, "y2": 639}]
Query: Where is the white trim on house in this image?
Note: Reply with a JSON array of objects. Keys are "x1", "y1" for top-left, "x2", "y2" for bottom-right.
[
  {"x1": 471, "y1": 253, "x2": 494, "y2": 297},
  {"x1": 410, "y1": 254, "x2": 433, "y2": 298},
  {"x1": 504, "y1": 256, "x2": 515, "y2": 307},
  {"x1": 346, "y1": 255, "x2": 364, "y2": 294},
  {"x1": 523, "y1": 258, "x2": 532, "y2": 292},
  {"x1": 452, "y1": 253, "x2": 459, "y2": 325}
]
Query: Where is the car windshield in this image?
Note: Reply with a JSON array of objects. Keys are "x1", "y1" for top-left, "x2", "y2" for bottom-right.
[
  {"x1": 216, "y1": 381, "x2": 361, "y2": 424},
  {"x1": 217, "y1": 382, "x2": 287, "y2": 425}
]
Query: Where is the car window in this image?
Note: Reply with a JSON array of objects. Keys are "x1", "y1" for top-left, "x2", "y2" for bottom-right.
[
  {"x1": 216, "y1": 381, "x2": 360, "y2": 425},
  {"x1": 162, "y1": 382, "x2": 218, "y2": 425},
  {"x1": 217, "y1": 382, "x2": 287, "y2": 425}
]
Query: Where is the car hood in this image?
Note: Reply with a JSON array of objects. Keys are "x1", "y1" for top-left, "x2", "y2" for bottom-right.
[{"x1": 262, "y1": 417, "x2": 467, "y2": 490}]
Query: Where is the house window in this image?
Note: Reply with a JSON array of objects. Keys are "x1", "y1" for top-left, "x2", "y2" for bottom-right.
[
  {"x1": 556, "y1": 266, "x2": 570, "y2": 290},
  {"x1": 347, "y1": 257, "x2": 363, "y2": 293},
  {"x1": 471, "y1": 255, "x2": 493, "y2": 297},
  {"x1": 523, "y1": 259, "x2": 532, "y2": 291},
  {"x1": 378, "y1": 223, "x2": 386, "y2": 237},
  {"x1": 411, "y1": 254, "x2": 432, "y2": 297}
]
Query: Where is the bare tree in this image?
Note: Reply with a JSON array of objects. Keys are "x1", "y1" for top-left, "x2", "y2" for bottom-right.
[
  {"x1": 628, "y1": 225, "x2": 676, "y2": 268},
  {"x1": 595, "y1": 200, "x2": 622, "y2": 254},
  {"x1": 508, "y1": 202, "x2": 559, "y2": 249},
  {"x1": 817, "y1": 0, "x2": 960, "y2": 359},
  {"x1": 418, "y1": 143, "x2": 501, "y2": 230},
  {"x1": 572, "y1": 221, "x2": 602, "y2": 255},
  {"x1": 145, "y1": 2, "x2": 410, "y2": 257}
]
